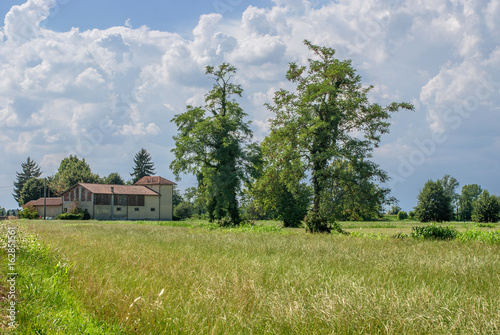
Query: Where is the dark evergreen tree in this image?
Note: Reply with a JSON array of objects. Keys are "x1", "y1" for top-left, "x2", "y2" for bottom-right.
[
  {"x1": 13, "y1": 157, "x2": 42, "y2": 206},
  {"x1": 19, "y1": 178, "x2": 45, "y2": 206},
  {"x1": 130, "y1": 148, "x2": 156, "y2": 184}
]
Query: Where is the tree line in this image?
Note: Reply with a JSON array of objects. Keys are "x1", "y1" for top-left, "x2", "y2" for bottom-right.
[{"x1": 13, "y1": 148, "x2": 156, "y2": 207}]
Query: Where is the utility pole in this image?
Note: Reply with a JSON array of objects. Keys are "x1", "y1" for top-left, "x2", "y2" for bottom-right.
[{"x1": 43, "y1": 178, "x2": 47, "y2": 220}]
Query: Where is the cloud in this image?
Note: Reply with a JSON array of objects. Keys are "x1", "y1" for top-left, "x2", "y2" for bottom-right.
[{"x1": 1, "y1": 0, "x2": 499, "y2": 211}]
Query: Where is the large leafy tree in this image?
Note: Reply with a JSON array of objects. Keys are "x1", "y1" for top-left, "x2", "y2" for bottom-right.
[
  {"x1": 414, "y1": 179, "x2": 453, "y2": 222},
  {"x1": 261, "y1": 40, "x2": 413, "y2": 232},
  {"x1": 170, "y1": 63, "x2": 259, "y2": 225},
  {"x1": 323, "y1": 159, "x2": 390, "y2": 221},
  {"x1": 472, "y1": 190, "x2": 500, "y2": 223},
  {"x1": 51, "y1": 155, "x2": 101, "y2": 194},
  {"x1": 19, "y1": 178, "x2": 44, "y2": 206},
  {"x1": 130, "y1": 148, "x2": 156, "y2": 184},
  {"x1": 438, "y1": 174, "x2": 459, "y2": 217},
  {"x1": 457, "y1": 184, "x2": 482, "y2": 221},
  {"x1": 13, "y1": 157, "x2": 42, "y2": 206}
]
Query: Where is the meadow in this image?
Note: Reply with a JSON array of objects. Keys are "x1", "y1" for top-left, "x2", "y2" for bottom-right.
[{"x1": 1, "y1": 219, "x2": 499, "y2": 334}]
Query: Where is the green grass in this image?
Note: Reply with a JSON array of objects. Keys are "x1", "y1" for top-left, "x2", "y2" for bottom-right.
[{"x1": 1, "y1": 219, "x2": 500, "y2": 334}]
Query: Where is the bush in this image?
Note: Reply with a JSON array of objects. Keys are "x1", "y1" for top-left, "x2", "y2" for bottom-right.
[
  {"x1": 408, "y1": 211, "x2": 415, "y2": 219},
  {"x1": 304, "y1": 211, "x2": 347, "y2": 234},
  {"x1": 397, "y1": 211, "x2": 408, "y2": 220},
  {"x1": 411, "y1": 223, "x2": 458, "y2": 240},
  {"x1": 174, "y1": 201, "x2": 195, "y2": 220},
  {"x1": 56, "y1": 213, "x2": 86, "y2": 220},
  {"x1": 19, "y1": 205, "x2": 39, "y2": 219}
]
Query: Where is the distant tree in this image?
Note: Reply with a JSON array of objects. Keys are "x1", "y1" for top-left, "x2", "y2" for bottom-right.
[
  {"x1": 19, "y1": 178, "x2": 44, "y2": 206},
  {"x1": 13, "y1": 157, "x2": 42, "y2": 206},
  {"x1": 105, "y1": 173, "x2": 125, "y2": 185},
  {"x1": 414, "y1": 180, "x2": 453, "y2": 222},
  {"x1": 130, "y1": 148, "x2": 156, "y2": 184},
  {"x1": 458, "y1": 184, "x2": 482, "y2": 221},
  {"x1": 170, "y1": 63, "x2": 260, "y2": 225},
  {"x1": 438, "y1": 175, "x2": 459, "y2": 217},
  {"x1": 261, "y1": 40, "x2": 413, "y2": 232},
  {"x1": 0, "y1": 207, "x2": 5, "y2": 216},
  {"x1": 51, "y1": 155, "x2": 101, "y2": 194},
  {"x1": 472, "y1": 190, "x2": 500, "y2": 223},
  {"x1": 388, "y1": 205, "x2": 402, "y2": 215}
]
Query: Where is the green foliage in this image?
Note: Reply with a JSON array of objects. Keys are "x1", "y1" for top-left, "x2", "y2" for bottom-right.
[
  {"x1": 261, "y1": 40, "x2": 413, "y2": 233},
  {"x1": 130, "y1": 148, "x2": 156, "y2": 184},
  {"x1": 457, "y1": 229, "x2": 500, "y2": 244},
  {"x1": 414, "y1": 179, "x2": 453, "y2": 222},
  {"x1": 303, "y1": 210, "x2": 347, "y2": 234},
  {"x1": 13, "y1": 157, "x2": 42, "y2": 206},
  {"x1": 19, "y1": 177, "x2": 44, "y2": 206},
  {"x1": 458, "y1": 184, "x2": 482, "y2": 221},
  {"x1": 51, "y1": 155, "x2": 101, "y2": 194},
  {"x1": 56, "y1": 212, "x2": 88, "y2": 220},
  {"x1": 408, "y1": 210, "x2": 415, "y2": 219},
  {"x1": 172, "y1": 187, "x2": 183, "y2": 208},
  {"x1": 411, "y1": 223, "x2": 458, "y2": 240},
  {"x1": 397, "y1": 211, "x2": 408, "y2": 220},
  {"x1": 388, "y1": 205, "x2": 402, "y2": 215},
  {"x1": 170, "y1": 63, "x2": 259, "y2": 226},
  {"x1": 19, "y1": 204, "x2": 39, "y2": 219},
  {"x1": 472, "y1": 190, "x2": 500, "y2": 223},
  {"x1": 174, "y1": 201, "x2": 195, "y2": 220},
  {"x1": 104, "y1": 172, "x2": 125, "y2": 185},
  {"x1": 437, "y1": 174, "x2": 459, "y2": 216}
]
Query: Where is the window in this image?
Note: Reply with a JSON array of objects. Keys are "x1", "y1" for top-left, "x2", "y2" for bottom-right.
[
  {"x1": 128, "y1": 195, "x2": 145, "y2": 207},
  {"x1": 114, "y1": 195, "x2": 128, "y2": 206},
  {"x1": 116, "y1": 207, "x2": 121, "y2": 212},
  {"x1": 151, "y1": 208, "x2": 156, "y2": 212},
  {"x1": 134, "y1": 208, "x2": 139, "y2": 212},
  {"x1": 95, "y1": 194, "x2": 111, "y2": 205},
  {"x1": 63, "y1": 208, "x2": 68, "y2": 213}
]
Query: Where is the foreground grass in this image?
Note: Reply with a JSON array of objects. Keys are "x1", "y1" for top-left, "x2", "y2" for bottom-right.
[{"x1": 2, "y1": 220, "x2": 500, "y2": 334}]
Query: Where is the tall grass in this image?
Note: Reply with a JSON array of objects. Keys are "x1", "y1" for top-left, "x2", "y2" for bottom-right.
[{"x1": 3, "y1": 220, "x2": 500, "y2": 334}]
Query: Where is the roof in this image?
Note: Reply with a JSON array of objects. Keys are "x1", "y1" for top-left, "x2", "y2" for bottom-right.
[
  {"x1": 78, "y1": 183, "x2": 160, "y2": 196},
  {"x1": 25, "y1": 197, "x2": 63, "y2": 207},
  {"x1": 135, "y1": 176, "x2": 176, "y2": 186}
]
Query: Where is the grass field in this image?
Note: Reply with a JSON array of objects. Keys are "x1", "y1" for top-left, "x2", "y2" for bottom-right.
[{"x1": 1, "y1": 219, "x2": 499, "y2": 334}]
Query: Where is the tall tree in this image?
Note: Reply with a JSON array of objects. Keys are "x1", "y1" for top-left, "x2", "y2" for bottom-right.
[
  {"x1": 472, "y1": 190, "x2": 500, "y2": 223},
  {"x1": 170, "y1": 63, "x2": 259, "y2": 225},
  {"x1": 458, "y1": 184, "x2": 482, "y2": 221},
  {"x1": 130, "y1": 148, "x2": 156, "y2": 184},
  {"x1": 51, "y1": 155, "x2": 101, "y2": 194},
  {"x1": 13, "y1": 157, "x2": 42, "y2": 206},
  {"x1": 414, "y1": 179, "x2": 453, "y2": 222},
  {"x1": 438, "y1": 174, "x2": 459, "y2": 217},
  {"x1": 262, "y1": 40, "x2": 413, "y2": 232}
]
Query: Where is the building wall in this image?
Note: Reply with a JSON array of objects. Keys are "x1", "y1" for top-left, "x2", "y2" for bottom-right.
[
  {"x1": 93, "y1": 196, "x2": 161, "y2": 220},
  {"x1": 34, "y1": 206, "x2": 62, "y2": 218}
]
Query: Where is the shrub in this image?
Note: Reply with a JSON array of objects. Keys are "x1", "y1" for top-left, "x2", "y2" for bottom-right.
[
  {"x1": 397, "y1": 211, "x2": 408, "y2": 220},
  {"x1": 304, "y1": 211, "x2": 347, "y2": 234},
  {"x1": 19, "y1": 205, "x2": 39, "y2": 219},
  {"x1": 174, "y1": 201, "x2": 195, "y2": 220},
  {"x1": 411, "y1": 223, "x2": 458, "y2": 240},
  {"x1": 57, "y1": 213, "x2": 86, "y2": 220},
  {"x1": 408, "y1": 211, "x2": 415, "y2": 219}
]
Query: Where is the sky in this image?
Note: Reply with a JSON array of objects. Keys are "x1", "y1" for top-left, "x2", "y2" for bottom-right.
[{"x1": 0, "y1": 0, "x2": 499, "y2": 212}]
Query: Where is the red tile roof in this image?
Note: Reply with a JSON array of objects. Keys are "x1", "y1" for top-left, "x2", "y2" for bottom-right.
[
  {"x1": 25, "y1": 197, "x2": 63, "y2": 207},
  {"x1": 135, "y1": 176, "x2": 176, "y2": 186},
  {"x1": 78, "y1": 183, "x2": 159, "y2": 196}
]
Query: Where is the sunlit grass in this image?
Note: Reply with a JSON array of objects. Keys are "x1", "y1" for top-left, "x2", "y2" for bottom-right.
[{"x1": 2, "y1": 219, "x2": 498, "y2": 334}]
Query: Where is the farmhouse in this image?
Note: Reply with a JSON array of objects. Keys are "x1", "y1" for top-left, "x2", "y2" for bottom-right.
[
  {"x1": 24, "y1": 197, "x2": 63, "y2": 218},
  {"x1": 61, "y1": 176, "x2": 176, "y2": 220}
]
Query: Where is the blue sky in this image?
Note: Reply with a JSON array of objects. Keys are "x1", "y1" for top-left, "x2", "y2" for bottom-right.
[{"x1": 1, "y1": 0, "x2": 499, "y2": 212}]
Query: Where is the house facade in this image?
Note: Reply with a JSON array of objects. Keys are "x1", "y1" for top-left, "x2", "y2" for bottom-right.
[
  {"x1": 24, "y1": 197, "x2": 63, "y2": 218},
  {"x1": 60, "y1": 176, "x2": 176, "y2": 221}
]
